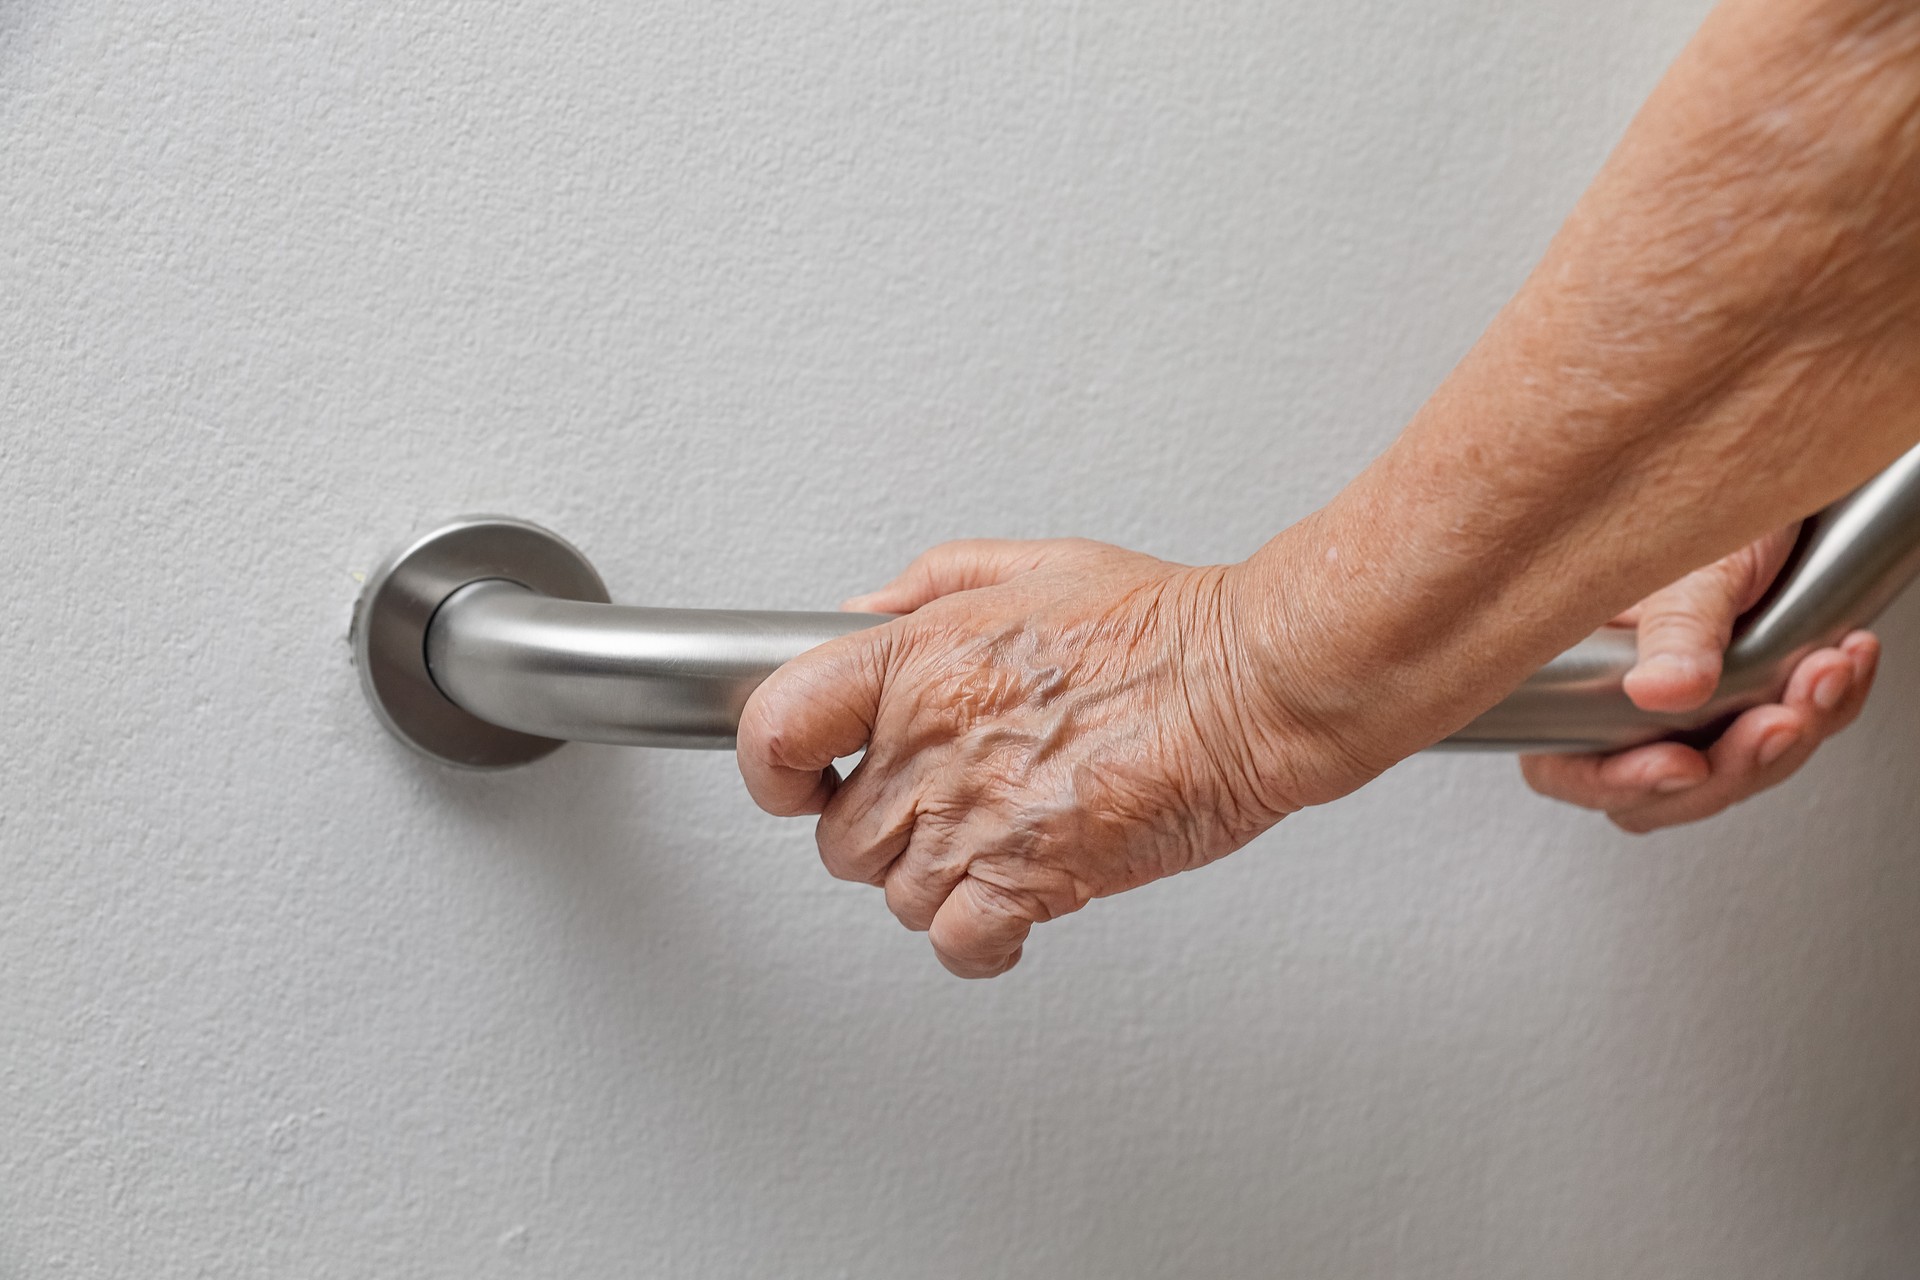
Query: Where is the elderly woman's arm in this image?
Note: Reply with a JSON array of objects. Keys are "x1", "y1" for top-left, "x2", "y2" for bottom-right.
[{"x1": 738, "y1": 0, "x2": 1920, "y2": 976}]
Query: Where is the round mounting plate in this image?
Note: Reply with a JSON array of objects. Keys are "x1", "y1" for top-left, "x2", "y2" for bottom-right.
[{"x1": 352, "y1": 516, "x2": 608, "y2": 769}]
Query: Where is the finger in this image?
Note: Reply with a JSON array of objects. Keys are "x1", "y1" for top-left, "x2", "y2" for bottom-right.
[
  {"x1": 1622, "y1": 530, "x2": 1798, "y2": 714},
  {"x1": 1596, "y1": 634, "x2": 1878, "y2": 834},
  {"x1": 737, "y1": 631, "x2": 891, "y2": 818},
  {"x1": 881, "y1": 821, "x2": 972, "y2": 931},
  {"x1": 1622, "y1": 569, "x2": 1744, "y2": 713},
  {"x1": 1772, "y1": 633, "x2": 1877, "y2": 737},
  {"x1": 841, "y1": 539, "x2": 1079, "y2": 614},
  {"x1": 1831, "y1": 631, "x2": 1881, "y2": 719},
  {"x1": 927, "y1": 876, "x2": 1038, "y2": 979},
  {"x1": 1781, "y1": 642, "x2": 1863, "y2": 725},
  {"x1": 1607, "y1": 703, "x2": 1816, "y2": 833},
  {"x1": 813, "y1": 752, "x2": 922, "y2": 885},
  {"x1": 1520, "y1": 741, "x2": 1711, "y2": 811},
  {"x1": 1522, "y1": 632, "x2": 1878, "y2": 822}
]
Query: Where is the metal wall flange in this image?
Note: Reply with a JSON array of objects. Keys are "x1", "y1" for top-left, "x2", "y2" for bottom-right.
[{"x1": 351, "y1": 517, "x2": 608, "y2": 768}]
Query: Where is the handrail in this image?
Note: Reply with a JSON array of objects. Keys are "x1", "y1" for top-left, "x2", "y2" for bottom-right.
[
  {"x1": 1441, "y1": 444, "x2": 1920, "y2": 751},
  {"x1": 428, "y1": 587, "x2": 885, "y2": 752},
  {"x1": 353, "y1": 444, "x2": 1920, "y2": 768}
]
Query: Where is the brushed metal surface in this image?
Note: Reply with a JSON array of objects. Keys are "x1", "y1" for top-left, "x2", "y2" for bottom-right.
[
  {"x1": 427, "y1": 582, "x2": 888, "y2": 751},
  {"x1": 350, "y1": 516, "x2": 608, "y2": 768},
  {"x1": 358, "y1": 444, "x2": 1920, "y2": 765}
]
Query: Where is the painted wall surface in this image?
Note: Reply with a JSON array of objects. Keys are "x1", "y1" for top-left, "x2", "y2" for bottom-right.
[{"x1": 5, "y1": 2, "x2": 1918, "y2": 1275}]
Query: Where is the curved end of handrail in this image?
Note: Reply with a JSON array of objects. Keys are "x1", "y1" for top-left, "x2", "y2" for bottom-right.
[
  {"x1": 427, "y1": 581, "x2": 891, "y2": 749},
  {"x1": 1438, "y1": 442, "x2": 1920, "y2": 753}
]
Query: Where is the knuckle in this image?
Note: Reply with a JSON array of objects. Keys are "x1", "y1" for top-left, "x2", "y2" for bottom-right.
[
  {"x1": 1702, "y1": 548, "x2": 1768, "y2": 604},
  {"x1": 933, "y1": 947, "x2": 1003, "y2": 980},
  {"x1": 1609, "y1": 810, "x2": 1661, "y2": 835},
  {"x1": 917, "y1": 540, "x2": 967, "y2": 565},
  {"x1": 963, "y1": 874, "x2": 1049, "y2": 927},
  {"x1": 761, "y1": 793, "x2": 810, "y2": 820},
  {"x1": 1718, "y1": 547, "x2": 1765, "y2": 589},
  {"x1": 1518, "y1": 758, "x2": 1595, "y2": 805},
  {"x1": 815, "y1": 823, "x2": 890, "y2": 884},
  {"x1": 1517, "y1": 757, "x2": 1561, "y2": 795},
  {"x1": 883, "y1": 878, "x2": 937, "y2": 932},
  {"x1": 1520, "y1": 774, "x2": 1562, "y2": 801},
  {"x1": 737, "y1": 692, "x2": 797, "y2": 767},
  {"x1": 1638, "y1": 603, "x2": 1713, "y2": 638},
  {"x1": 930, "y1": 538, "x2": 997, "y2": 570},
  {"x1": 815, "y1": 832, "x2": 862, "y2": 881}
]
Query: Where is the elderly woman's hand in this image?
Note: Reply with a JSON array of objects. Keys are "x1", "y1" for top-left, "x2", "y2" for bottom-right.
[
  {"x1": 1520, "y1": 526, "x2": 1881, "y2": 832},
  {"x1": 737, "y1": 0, "x2": 1920, "y2": 968},
  {"x1": 735, "y1": 537, "x2": 1380, "y2": 978}
]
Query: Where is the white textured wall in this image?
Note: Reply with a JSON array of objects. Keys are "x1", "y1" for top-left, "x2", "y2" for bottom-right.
[{"x1": 5, "y1": 1, "x2": 1918, "y2": 1275}]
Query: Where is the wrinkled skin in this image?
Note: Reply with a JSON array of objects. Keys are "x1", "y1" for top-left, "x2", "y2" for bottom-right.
[
  {"x1": 737, "y1": 538, "x2": 1372, "y2": 979},
  {"x1": 739, "y1": 0, "x2": 1920, "y2": 977},
  {"x1": 1523, "y1": 527, "x2": 1882, "y2": 832},
  {"x1": 740, "y1": 531, "x2": 1883, "y2": 978}
]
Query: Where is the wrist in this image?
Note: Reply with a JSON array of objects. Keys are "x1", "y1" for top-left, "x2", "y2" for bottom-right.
[{"x1": 1216, "y1": 515, "x2": 1431, "y2": 807}]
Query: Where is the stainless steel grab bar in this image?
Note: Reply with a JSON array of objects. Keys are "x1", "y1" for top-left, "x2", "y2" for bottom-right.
[
  {"x1": 429, "y1": 585, "x2": 886, "y2": 752},
  {"x1": 353, "y1": 444, "x2": 1920, "y2": 768}
]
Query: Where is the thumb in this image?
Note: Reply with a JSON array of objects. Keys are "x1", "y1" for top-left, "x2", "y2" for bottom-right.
[
  {"x1": 842, "y1": 538, "x2": 1083, "y2": 614},
  {"x1": 737, "y1": 629, "x2": 889, "y2": 817},
  {"x1": 1622, "y1": 566, "x2": 1744, "y2": 712},
  {"x1": 1622, "y1": 529, "x2": 1795, "y2": 713}
]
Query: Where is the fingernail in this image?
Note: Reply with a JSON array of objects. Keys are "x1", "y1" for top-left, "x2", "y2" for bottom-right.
[
  {"x1": 1812, "y1": 668, "x2": 1849, "y2": 711},
  {"x1": 1756, "y1": 727, "x2": 1801, "y2": 768},
  {"x1": 1653, "y1": 775, "x2": 1699, "y2": 794}
]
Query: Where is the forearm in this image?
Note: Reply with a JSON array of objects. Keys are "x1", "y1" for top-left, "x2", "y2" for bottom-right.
[{"x1": 1241, "y1": 0, "x2": 1920, "y2": 775}]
